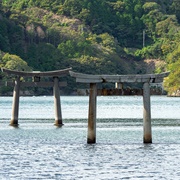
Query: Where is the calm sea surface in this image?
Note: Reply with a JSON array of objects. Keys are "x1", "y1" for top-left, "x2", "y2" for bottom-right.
[{"x1": 0, "y1": 96, "x2": 180, "y2": 179}]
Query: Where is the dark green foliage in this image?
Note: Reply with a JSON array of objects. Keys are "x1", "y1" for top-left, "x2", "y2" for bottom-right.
[{"x1": 0, "y1": 0, "x2": 180, "y2": 94}]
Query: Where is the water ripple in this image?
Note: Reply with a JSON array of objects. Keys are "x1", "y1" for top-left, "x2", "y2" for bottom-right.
[{"x1": 0, "y1": 96, "x2": 180, "y2": 179}]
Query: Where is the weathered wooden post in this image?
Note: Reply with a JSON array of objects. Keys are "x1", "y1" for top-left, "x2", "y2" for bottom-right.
[
  {"x1": 143, "y1": 82, "x2": 152, "y2": 143},
  {"x1": 115, "y1": 82, "x2": 124, "y2": 95},
  {"x1": 87, "y1": 83, "x2": 97, "y2": 144},
  {"x1": 53, "y1": 76, "x2": 63, "y2": 126},
  {"x1": 10, "y1": 76, "x2": 20, "y2": 126}
]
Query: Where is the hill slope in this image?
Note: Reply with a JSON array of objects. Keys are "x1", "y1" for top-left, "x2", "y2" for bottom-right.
[{"x1": 0, "y1": 0, "x2": 180, "y2": 95}]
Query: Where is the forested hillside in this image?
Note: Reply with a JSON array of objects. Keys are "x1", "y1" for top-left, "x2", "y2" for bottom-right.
[{"x1": 0, "y1": 0, "x2": 180, "y2": 95}]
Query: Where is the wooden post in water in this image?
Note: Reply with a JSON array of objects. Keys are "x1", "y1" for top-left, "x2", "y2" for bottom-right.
[
  {"x1": 10, "y1": 76, "x2": 20, "y2": 126},
  {"x1": 53, "y1": 77, "x2": 63, "y2": 126},
  {"x1": 143, "y1": 82, "x2": 152, "y2": 143},
  {"x1": 87, "y1": 83, "x2": 97, "y2": 144}
]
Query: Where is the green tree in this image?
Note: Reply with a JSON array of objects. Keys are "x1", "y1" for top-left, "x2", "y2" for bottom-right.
[
  {"x1": 172, "y1": 0, "x2": 180, "y2": 22},
  {"x1": 141, "y1": 2, "x2": 165, "y2": 41},
  {"x1": 60, "y1": 0, "x2": 83, "y2": 16},
  {"x1": 0, "y1": 19, "x2": 10, "y2": 52},
  {"x1": 164, "y1": 43, "x2": 180, "y2": 95},
  {"x1": 164, "y1": 59, "x2": 180, "y2": 95},
  {"x1": 1, "y1": 53, "x2": 31, "y2": 71}
]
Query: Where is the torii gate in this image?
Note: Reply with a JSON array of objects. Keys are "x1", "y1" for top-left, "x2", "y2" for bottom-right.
[
  {"x1": 70, "y1": 71, "x2": 169, "y2": 144},
  {"x1": 1, "y1": 67, "x2": 71, "y2": 127}
]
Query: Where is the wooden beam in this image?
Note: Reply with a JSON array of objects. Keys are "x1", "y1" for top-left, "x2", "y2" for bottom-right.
[
  {"x1": 70, "y1": 71, "x2": 169, "y2": 84},
  {"x1": 6, "y1": 81, "x2": 67, "y2": 87},
  {"x1": 1, "y1": 67, "x2": 72, "y2": 77}
]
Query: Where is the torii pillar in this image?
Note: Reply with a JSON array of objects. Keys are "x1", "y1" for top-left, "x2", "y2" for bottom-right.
[
  {"x1": 10, "y1": 76, "x2": 20, "y2": 126},
  {"x1": 87, "y1": 83, "x2": 97, "y2": 144},
  {"x1": 143, "y1": 82, "x2": 152, "y2": 143},
  {"x1": 53, "y1": 77, "x2": 63, "y2": 126}
]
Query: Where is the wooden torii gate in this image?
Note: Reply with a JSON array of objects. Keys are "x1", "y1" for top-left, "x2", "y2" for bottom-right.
[
  {"x1": 70, "y1": 71, "x2": 169, "y2": 144},
  {"x1": 1, "y1": 67, "x2": 71, "y2": 127}
]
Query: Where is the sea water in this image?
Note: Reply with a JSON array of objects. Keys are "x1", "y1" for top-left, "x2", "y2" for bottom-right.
[{"x1": 0, "y1": 96, "x2": 180, "y2": 179}]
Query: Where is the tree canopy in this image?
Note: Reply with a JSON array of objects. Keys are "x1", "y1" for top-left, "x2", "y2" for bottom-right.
[{"x1": 0, "y1": 0, "x2": 180, "y2": 95}]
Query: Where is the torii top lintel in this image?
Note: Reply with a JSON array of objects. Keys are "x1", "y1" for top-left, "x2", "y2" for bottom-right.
[
  {"x1": 69, "y1": 71, "x2": 170, "y2": 83},
  {"x1": 1, "y1": 68, "x2": 72, "y2": 77}
]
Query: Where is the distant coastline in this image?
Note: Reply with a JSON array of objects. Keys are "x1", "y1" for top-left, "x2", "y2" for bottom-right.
[{"x1": 0, "y1": 87, "x2": 169, "y2": 96}]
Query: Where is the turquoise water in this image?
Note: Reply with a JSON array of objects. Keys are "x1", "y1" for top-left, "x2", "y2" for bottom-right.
[{"x1": 0, "y1": 96, "x2": 180, "y2": 179}]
